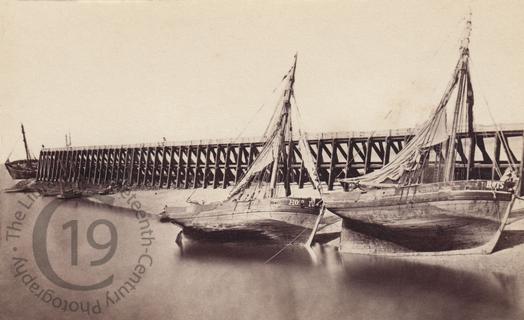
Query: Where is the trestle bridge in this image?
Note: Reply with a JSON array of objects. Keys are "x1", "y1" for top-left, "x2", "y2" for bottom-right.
[{"x1": 36, "y1": 123, "x2": 524, "y2": 191}]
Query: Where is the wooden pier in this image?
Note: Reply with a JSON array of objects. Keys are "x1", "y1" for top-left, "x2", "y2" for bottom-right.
[{"x1": 36, "y1": 123, "x2": 524, "y2": 190}]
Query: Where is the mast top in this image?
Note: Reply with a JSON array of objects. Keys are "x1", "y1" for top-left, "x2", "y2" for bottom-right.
[
  {"x1": 282, "y1": 54, "x2": 298, "y2": 112},
  {"x1": 460, "y1": 11, "x2": 472, "y2": 54},
  {"x1": 291, "y1": 53, "x2": 297, "y2": 73},
  {"x1": 287, "y1": 53, "x2": 298, "y2": 89},
  {"x1": 21, "y1": 123, "x2": 32, "y2": 161}
]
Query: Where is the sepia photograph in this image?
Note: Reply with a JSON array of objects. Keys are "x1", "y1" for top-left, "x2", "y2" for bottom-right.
[{"x1": 1, "y1": 0, "x2": 524, "y2": 319}]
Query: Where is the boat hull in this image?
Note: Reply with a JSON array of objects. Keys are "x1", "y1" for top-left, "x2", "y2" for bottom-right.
[
  {"x1": 163, "y1": 197, "x2": 323, "y2": 242},
  {"x1": 323, "y1": 181, "x2": 513, "y2": 254},
  {"x1": 5, "y1": 159, "x2": 38, "y2": 179}
]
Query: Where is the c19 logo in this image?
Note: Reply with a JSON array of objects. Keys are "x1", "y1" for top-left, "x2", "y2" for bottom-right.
[{"x1": 32, "y1": 198, "x2": 116, "y2": 291}]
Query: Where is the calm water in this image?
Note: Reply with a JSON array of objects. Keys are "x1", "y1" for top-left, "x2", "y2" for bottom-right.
[{"x1": 1, "y1": 187, "x2": 524, "y2": 320}]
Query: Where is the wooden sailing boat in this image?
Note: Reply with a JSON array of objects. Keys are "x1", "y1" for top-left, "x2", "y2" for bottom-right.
[
  {"x1": 5, "y1": 124, "x2": 38, "y2": 179},
  {"x1": 323, "y1": 16, "x2": 522, "y2": 254},
  {"x1": 163, "y1": 55, "x2": 327, "y2": 237}
]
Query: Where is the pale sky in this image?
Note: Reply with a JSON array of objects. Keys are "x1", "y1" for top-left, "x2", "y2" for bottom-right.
[{"x1": 1, "y1": 0, "x2": 523, "y2": 160}]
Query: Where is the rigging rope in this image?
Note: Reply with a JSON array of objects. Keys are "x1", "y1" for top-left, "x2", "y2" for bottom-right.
[
  {"x1": 228, "y1": 106, "x2": 286, "y2": 200},
  {"x1": 366, "y1": 15, "x2": 465, "y2": 141},
  {"x1": 227, "y1": 62, "x2": 295, "y2": 200},
  {"x1": 469, "y1": 57, "x2": 518, "y2": 172},
  {"x1": 291, "y1": 93, "x2": 323, "y2": 193},
  {"x1": 430, "y1": 16, "x2": 466, "y2": 59},
  {"x1": 264, "y1": 228, "x2": 309, "y2": 264},
  {"x1": 234, "y1": 75, "x2": 288, "y2": 140}
]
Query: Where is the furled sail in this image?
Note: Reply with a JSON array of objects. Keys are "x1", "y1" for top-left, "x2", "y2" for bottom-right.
[
  {"x1": 227, "y1": 57, "x2": 296, "y2": 199},
  {"x1": 228, "y1": 124, "x2": 282, "y2": 199},
  {"x1": 227, "y1": 55, "x2": 322, "y2": 199},
  {"x1": 340, "y1": 50, "x2": 470, "y2": 186},
  {"x1": 298, "y1": 130, "x2": 323, "y2": 193}
]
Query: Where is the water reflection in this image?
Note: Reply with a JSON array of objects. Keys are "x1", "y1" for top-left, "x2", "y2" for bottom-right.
[
  {"x1": 175, "y1": 236, "x2": 522, "y2": 320},
  {"x1": 1, "y1": 192, "x2": 523, "y2": 320}
]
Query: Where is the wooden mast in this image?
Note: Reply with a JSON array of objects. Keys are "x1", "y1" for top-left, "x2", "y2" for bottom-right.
[
  {"x1": 283, "y1": 55, "x2": 297, "y2": 197},
  {"x1": 443, "y1": 14, "x2": 472, "y2": 182},
  {"x1": 269, "y1": 55, "x2": 297, "y2": 197},
  {"x1": 21, "y1": 124, "x2": 32, "y2": 162}
]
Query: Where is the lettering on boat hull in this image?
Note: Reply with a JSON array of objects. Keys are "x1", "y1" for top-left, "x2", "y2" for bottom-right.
[{"x1": 162, "y1": 197, "x2": 326, "y2": 242}]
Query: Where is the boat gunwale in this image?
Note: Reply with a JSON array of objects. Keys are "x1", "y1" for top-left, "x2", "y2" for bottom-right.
[{"x1": 325, "y1": 180, "x2": 513, "y2": 209}]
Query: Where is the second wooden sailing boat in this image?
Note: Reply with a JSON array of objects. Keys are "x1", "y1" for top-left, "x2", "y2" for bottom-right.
[
  {"x1": 323, "y1": 16, "x2": 522, "y2": 254},
  {"x1": 162, "y1": 56, "x2": 328, "y2": 238}
]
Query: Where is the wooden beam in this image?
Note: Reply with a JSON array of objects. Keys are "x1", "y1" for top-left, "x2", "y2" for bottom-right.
[
  {"x1": 467, "y1": 136, "x2": 476, "y2": 180},
  {"x1": 328, "y1": 138, "x2": 337, "y2": 190},
  {"x1": 78, "y1": 150, "x2": 85, "y2": 183},
  {"x1": 64, "y1": 150, "x2": 72, "y2": 182},
  {"x1": 363, "y1": 138, "x2": 372, "y2": 174},
  {"x1": 222, "y1": 144, "x2": 231, "y2": 188},
  {"x1": 122, "y1": 148, "x2": 129, "y2": 186},
  {"x1": 130, "y1": 148, "x2": 138, "y2": 186},
  {"x1": 501, "y1": 133, "x2": 518, "y2": 164},
  {"x1": 234, "y1": 144, "x2": 243, "y2": 184},
  {"x1": 151, "y1": 147, "x2": 159, "y2": 186},
  {"x1": 158, "y1": 146, "x2": 167, "y2": 187},
  {"x1": 203, "y1": 145, "x2": 211, "y2": 189},
  {"x1": 353, "y1": 142, "x2": 366, "y2": 162},
  {"x1": 493, "y1": 135, "x2": 501, "y2": 180},
  {"x1": 371, "y1": 140, "x2": 385, "y2": 161},
  {"x1": 476, "y1": 136, "x2": 492, "y2": 164},
  {"x1": 315, "y1": 140, "x2": 322, "y2": 181},
  {"x1": 40, "y1": 152, "x2": 47, "y2": 181},
  {"x1": 113, "y1": 149, "x2": 120, "y2": 185},
  {"x1": 85, "y1": 149, "x2": 92, "y2": 183},
  {"x1": 103, "y1": 149, "x2": 111, "y2": 184},
  {"x1": 48, "y1": 152, "x2": 56, "y2": 181},
  {"x1": 455, "y1": 139, "x2": 468, "y2": 164},
  {"x1": 144, "y1": 147, "x2": 151, "y2": 186},
  {"x1": 166, "y1": 146, "x2": 175, "y2": 188},
  {"x1": 384, "y1": 136, "x2": 391, "y2": 165},
  {"x1": 184, "y1": 146, "x2": 193, "y2": 189},
  {"x1": 193, "y1": 145, "x2": 202, "y2": 188},
  {"x1": 98, "y1": 149, "x2": 104, "y2": 184},
  {"x1": 213, "y1": 145, "x2": 221, "y2": 189},
  {"x1": 90, "y1": 149, "x2": 98, "y2": 184},
  {"x1": 69, "y1": 151, "x2": 76, "y2": 182},
  {"x1": 36, "y1": 151, "x2": 43, "y2": 180},
  {"x1": 175, "y1": 147, "x2": 184, "y2": 188}
]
